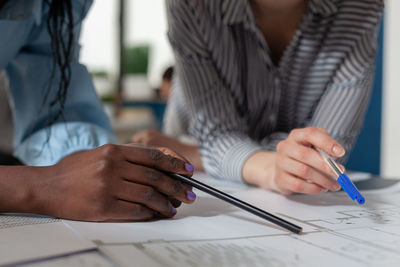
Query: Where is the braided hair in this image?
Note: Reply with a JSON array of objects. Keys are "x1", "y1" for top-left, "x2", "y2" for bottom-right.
[{"x1": 41, "y1": 0, "x2": 75, "y2": 127}]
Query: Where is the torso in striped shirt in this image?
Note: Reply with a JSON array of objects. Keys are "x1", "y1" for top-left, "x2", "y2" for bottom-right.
[{"x1": 165, "y1": 0, "x2": 383, "y2": 180}]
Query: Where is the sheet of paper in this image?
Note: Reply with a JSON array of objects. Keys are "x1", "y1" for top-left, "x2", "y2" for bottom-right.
[
  {"x1": 0, "y1": 214, "x2": 95, "y2": 266},
  {"x1": 17, "y1": 250, "x2": 115, "y2": 267},
  {"x1": 233, "y1": 187, "x2": 400, "y2": 221},
  {"x1": 98, "y1": 229, "x2": 400, "y2": 267},
  {"x1": 65, "y1": 197, "x2": 288, "y2": 244},
  {"x1": 99, "y1": 245, "x2": 160, "y2": 267},
  {"x1": 64, "y1": 176, "x2": 400, "y2": 267}
]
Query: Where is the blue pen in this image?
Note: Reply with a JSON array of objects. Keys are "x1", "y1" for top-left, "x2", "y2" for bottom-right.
[{"x1": 317, "y1": 148, "x2": 365, "y2": 205}]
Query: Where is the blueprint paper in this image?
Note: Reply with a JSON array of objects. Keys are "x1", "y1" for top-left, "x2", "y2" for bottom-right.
[{"x1": 63, "y1": 175, "x2": 400, "y2": 267}]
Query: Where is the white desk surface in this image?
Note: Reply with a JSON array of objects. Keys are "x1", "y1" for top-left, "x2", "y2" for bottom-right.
[{"x1": 1, "y1": 172, "x2": 400, "y2": 267}]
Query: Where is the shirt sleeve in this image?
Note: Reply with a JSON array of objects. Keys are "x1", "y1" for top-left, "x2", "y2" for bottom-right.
[
  {"x1": 261, "y1": 8, "x2": 382, "y2": 164},
  {"x1": 308, "y1": 28, "x2": 379, "y2": 163},
  {"x1": 167, "y1": 1, "x2": 263, "y2": 182},
  {"x1": 6, "y1": 0, "x2": 117, "y2": 166}
]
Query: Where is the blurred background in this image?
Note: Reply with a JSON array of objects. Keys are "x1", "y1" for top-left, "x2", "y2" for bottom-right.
[
  {"x1": 36, "y1": 0, "x2": 400, "y2": 179},
  {"x1": 1, "y1": 0, "x2": 400, "y2": 179},
  {"x1": 79, "y1": 0, "x2": 174, "y2": 143}
]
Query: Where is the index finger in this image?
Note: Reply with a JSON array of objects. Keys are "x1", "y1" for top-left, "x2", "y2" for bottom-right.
[
  {"x1": 120, "y1": 144, "x2": 194, "y2": 176},
  {"x1": 290, "y1": 127, "x2": 345, "y2": 158},
  {"x1": 156, "y1": 147, "x2": 186, "y2": 161}
]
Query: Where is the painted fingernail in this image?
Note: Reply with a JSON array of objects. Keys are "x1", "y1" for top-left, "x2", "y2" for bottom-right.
[
  {"x1": 333, "y1": 145, "x2": 345, "y2": 157},
  {"x1": 187, "y1": 191, "x2": 197, "y2": 201},
  {"x1": 171, "y1": 208, "x2": 177, "y2": 216},
  {"x1": 185, "y1": 163, "x2": 195, "y2": 172}
]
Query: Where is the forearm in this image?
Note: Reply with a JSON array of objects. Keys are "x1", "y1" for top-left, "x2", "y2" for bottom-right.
[{"x1": 0, "y1": 166, "x2": 51, "y2": 214}]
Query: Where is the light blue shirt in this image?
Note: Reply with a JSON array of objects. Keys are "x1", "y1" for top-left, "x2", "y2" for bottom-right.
[{"x1": 0, "y1": 0, "x2": 117, "y2": 166}]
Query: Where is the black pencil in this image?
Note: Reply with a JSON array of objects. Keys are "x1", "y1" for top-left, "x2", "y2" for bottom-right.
[{"x1": 166, "y1": 173, "x2": 302, "y2": 234}]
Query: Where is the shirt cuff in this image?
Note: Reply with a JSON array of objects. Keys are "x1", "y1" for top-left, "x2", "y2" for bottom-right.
[
  {"x1": 14, "y1": 122, "x2": 117, "y2": 166},
  {"x1": 220, "y1": 140, "x2": 264, "y2": 183},
  {"x1": 260, "y1": 132, "x2": 289, "y2": 152}
]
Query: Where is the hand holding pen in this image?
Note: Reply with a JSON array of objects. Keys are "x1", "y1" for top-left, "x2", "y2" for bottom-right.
[
  {"x1": 271, "y1": 127, "x2": 347, "y2": 195},
  {"x1": 166, "y1": 127, "x2": 361, "y2": 234}
]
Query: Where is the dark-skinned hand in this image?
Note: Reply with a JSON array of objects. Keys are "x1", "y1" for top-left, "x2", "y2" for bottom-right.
[{"x1": 34, "y1": 144, "x2": 196, "y2": 222}]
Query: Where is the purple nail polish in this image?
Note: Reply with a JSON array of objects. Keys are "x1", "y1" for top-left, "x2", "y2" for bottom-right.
[
  {"x1": 187, "y1": 191, "x2": 197, "y2": 201},
  {"x1": 185, "y1": 163, "x2": 195, "y2": 172},
  {"x1": 171, "y1": 208, "x2": 177, "y2": 216}
]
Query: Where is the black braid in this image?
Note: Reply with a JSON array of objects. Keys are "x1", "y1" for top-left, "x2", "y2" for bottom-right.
[{"x1": 42, "y1": 0, "x2": 75, "y2": 128}]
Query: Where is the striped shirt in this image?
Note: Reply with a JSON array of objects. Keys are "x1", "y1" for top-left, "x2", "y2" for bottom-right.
[{"x1": 166, "y1": 0, "x2": 384, "y2": 182}]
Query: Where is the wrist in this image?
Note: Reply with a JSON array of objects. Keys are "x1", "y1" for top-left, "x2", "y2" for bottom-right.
[
  {"x1": 28, "y1": 165, "x2": 62, "y2": 216},
  {"x1": 0, "y1": 166, "x2": 52, "y2": 214},
  {"x1": 242, "y1": 151, "x2": 276, "y2": 189}
]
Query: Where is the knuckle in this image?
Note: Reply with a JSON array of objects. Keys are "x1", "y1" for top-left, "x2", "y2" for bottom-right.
[
  {"x1": 276, "y1": 141, "x2": 286, "y2": 153},
  {"x1": 306, "y1": 127, "x2": 317, "y2": 135},
  {"x1": 170, "y1": 180, "x2": 183, "y2": 195},
  {"x1": 319, "y1": 127, "x2": 329, "y2": 134},
  {"x1": 289, "y1": 129, "x2": 297, "y2": 138},
  {"x1": 169, "y1": 157, "x2": 181, "y2": 171},
  {"x1": 100, "y1": 144, "x2": 118, "y2": 157},
  {"x1": 298, "y1": 164, "x2": 311, "y2": 178},
  {"x1": 296, "y1": 148, "x2": 308, "y2": 160},
  {"x1": 160, "y1": 147, "x2": 172, "y2": 154},
  {"x1": 146, "y1": 169, "x2": 162, "y2": 183},
  {"x1": 148, "y1": 149, "x2": 164, "y2": 162},
  {"x1": 289, "y1": 128, "x2": 299, "y2": 138},
  {"x1": 95, "y1": 159, "x2": 113, "y2": 175},
  {"x1": 143, "y1": 188, "x2": 157, "y2": 202}
]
